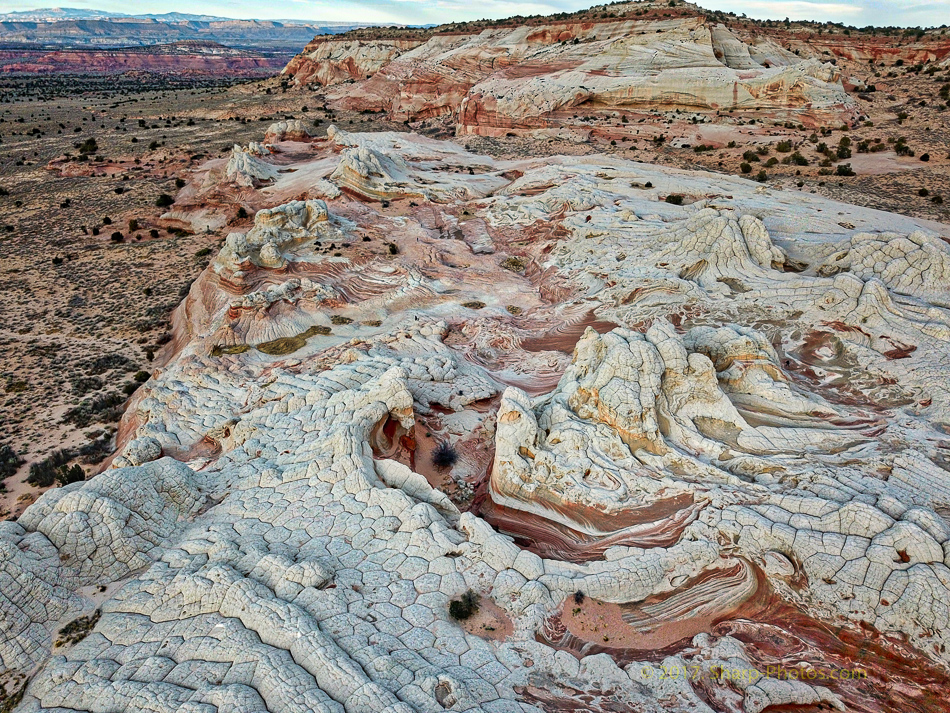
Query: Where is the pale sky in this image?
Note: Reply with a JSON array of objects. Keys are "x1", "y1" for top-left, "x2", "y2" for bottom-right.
[{"x1": 1, "y1": 0, "x2": 948, "y2": 27}]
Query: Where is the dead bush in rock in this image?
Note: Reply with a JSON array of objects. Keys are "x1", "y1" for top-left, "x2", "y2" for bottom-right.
[
  {"x1": 432, "y1": 441, "x2": 459, "y2": 470},
  {"x1": 449, "y1": 589, "x2": 479, "y2": 621}
]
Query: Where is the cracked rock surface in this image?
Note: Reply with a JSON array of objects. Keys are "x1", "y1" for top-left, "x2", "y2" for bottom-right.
[{"x1": 5, "y1": 127, "x2": 950, "y2": 712}]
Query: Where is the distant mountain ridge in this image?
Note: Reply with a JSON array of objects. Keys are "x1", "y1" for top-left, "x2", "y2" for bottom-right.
[
  {"x1": 0, "y1": 7, "x2": 393, "y2": 26},
  {"x1": 0, "y1": 9, "x2": 416, "y2": 52}
]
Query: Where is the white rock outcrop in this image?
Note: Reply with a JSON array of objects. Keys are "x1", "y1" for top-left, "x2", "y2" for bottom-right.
[{"x1": 7, "y1": 129, "x2": 950, "y2": 713}]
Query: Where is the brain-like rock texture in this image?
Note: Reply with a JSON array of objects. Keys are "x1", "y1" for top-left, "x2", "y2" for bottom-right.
[{"x1": 6, "y1": 126, "x2": 950, "y2": 713}]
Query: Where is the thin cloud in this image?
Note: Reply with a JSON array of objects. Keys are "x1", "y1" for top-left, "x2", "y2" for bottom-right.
[
  {"x1": 4, "y1": 0, "x2": 950, "y2": 26},
  {"x1": 718, "y1": 0, "x2": 864, "y2": 17}
]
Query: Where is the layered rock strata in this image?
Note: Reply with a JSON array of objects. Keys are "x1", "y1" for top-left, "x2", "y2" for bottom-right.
[{"x1": 284, "y1": 14, "x2": 860, "y2": 131}]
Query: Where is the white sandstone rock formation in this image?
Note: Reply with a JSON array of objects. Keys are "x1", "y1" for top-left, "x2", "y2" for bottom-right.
[
  {"x1": 6, "y1": 128, "x2": 950, "y2": 713},
  {"x1": 225, "y1": 144, "x2": 280, "y2": 187},
  {"x1": 264, "y1": 119, "x2": 313, "y2": 143}
]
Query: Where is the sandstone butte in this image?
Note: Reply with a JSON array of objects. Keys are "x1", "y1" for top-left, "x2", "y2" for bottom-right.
[
  {"x1": 6, "y1": 3, "x2": 950, "y2": 713},
  {"x1": 281, "y1": 2, "x2": 950, "y2": 135}
]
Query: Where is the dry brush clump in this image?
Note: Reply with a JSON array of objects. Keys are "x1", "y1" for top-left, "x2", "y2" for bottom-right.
[{"x1": 448, "y1": 589, "x2": 479, "y2": 620}]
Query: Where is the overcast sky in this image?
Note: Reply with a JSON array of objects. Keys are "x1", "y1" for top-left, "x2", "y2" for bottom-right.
[{"x1": 3, "y1": 0, "x2": 948, "y2": 27}]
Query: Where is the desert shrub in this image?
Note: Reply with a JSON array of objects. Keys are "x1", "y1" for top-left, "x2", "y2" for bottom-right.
[
  {"x1": 83, "y1": 354, "x2": 134, "y2": 375},
  {"x1": 789, "y1": 152, "x2": 809, "y2": 166},
  {"x1": 776, "y1": 140, "x2": 793, "y2": 152},
  {"x1": 62, "y1": 392, "x2": 125, "y2": 428},
  {"x1": 26, "y1": 449, "x2": 74, "y2": 488},
  {"x1": 574, "y1": 590, "x2": 585, "y2": 604},
  {"x1": 755, "y1": 170, "x2": 768, "y2": 182},
  {"x1": 432, "y1": 441, "x2": 459, "y2": 469},
  {"x1": 836, "y1": 163, "x2": 856, "y2": 176},
  {"x1": 933, "y1": 195, "x2": 944, "y2": 204},
  {"x1": 740, "y1": 162, "x2": 752, "y2": 174},
  {"x1": 155, "y1": 193, "x2": 174, "y2": 208},
  {"x1": 55, "y1": 464, "x2": 85, "y2": 486},
  {"x1": 448, "y1": 590, "x2": 479, "y2": 621},
  {"x1": 133, "y1": 370, "x2": 150, "y2": 382},
  {"x1": 921, "y1": 153, "x2": 931, "y2": 162},
  {"x1": 110, "y1": 231, "x2": 123, "y2": 242},
  {"x1": 194, "y1": 247, "x2": 212, "y2": 258},
  {"x1": 742, "y1": 150, "x2": 760, "y2": 162},
  {"x1": 387, "y1": 243, "x2": 399, "y2": 255},
  {"x1": 128, "y1": 219, "x2": 139, "y2": 232},
  {"x1": 27, "y1": 462, "x2": 55, "y2": 488},
  {"x1": 665, "y1": 194, "x2": 684, "y2": 205},
  {"x1": 149, "y1": 229, "x2": 159, "y2": 238},
  {"x1": 78, "y1": 137, "x2": 98, "y2": 154},
  {"x1": 70, "y1": 376, "x2": 102, "y2": 395},
  {"x1": 55, "y1": 611, "x2": 100, "y2": 648},
  {"x1": 77, "y1": 436, "x2": 112, "y2": 465},
  {"x1": 236, "y1": 206, "x2": 248, "y2": 219},
  {"x1": 919, "y1": 188, "x2": 930, "y2": 196},
  {"x1": 0, "y1": 443, "x2": 21, "y2": 481},
  {"x1": 765, "y1": 157, "x2": 778, "y2": 167},
  {"x1": 175, "y1": 177, "x2": 186, "y2": 188}
]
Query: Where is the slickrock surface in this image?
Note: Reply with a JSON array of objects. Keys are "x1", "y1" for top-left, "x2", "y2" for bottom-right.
[{"x1": 5, "y1": 123, "x2": 950, "y2": 713}]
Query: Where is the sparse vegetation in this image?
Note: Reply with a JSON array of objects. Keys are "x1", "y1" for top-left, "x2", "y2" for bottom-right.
[
  {"x1": 500, "y1": 256, "x2": 527, "y2": 272},
  {"x1": 432, "y1": 441, "x2": 459, "y2": 470},
  {"x1": 449, "y1": 589, "x2": 479, "y2": 620},
  {"x1": 54, "y1": 611, "x2": 101, "y2": 648},
  {"x1": 26, "y1": 449, "x2": 84, "y2": 488},
  {"x1": 0, "y1": 443, "x2": 21, "y2": 482}
]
